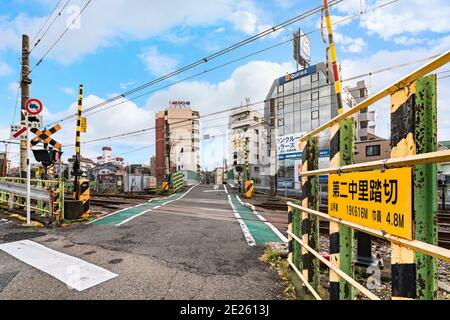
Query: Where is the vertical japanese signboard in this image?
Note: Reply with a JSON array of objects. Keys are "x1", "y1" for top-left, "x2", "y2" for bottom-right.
[{"x1": 328, "y1": 167, "x2": 413, "y2": 239}]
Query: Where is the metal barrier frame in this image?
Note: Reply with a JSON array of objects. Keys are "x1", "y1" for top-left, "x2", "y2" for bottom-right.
[
  {"x1": 0, "y1": 177, "x2": 64, "y2": 220},
  {"x1": 287, "y1": 50, "x2": 450, "y2": 300}
]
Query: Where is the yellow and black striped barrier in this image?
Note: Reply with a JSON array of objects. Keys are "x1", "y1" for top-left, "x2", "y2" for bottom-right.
[
  {"x1": 244, "y1": 180, "x2": 254, "y2": 198},
  {"x1": 76, "y1": 179, "x2": 90, "y2": 218},
  {"x1": 162, "y1": 181, "x2": 170, "y2": 191},
  {"x1": 171, "y1": 172, "x2": 185, "y2": 193}
]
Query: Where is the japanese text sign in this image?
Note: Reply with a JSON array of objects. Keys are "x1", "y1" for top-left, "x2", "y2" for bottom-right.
[{"x1": 328, "y1": 167, "x2": 413, "y2": 239}]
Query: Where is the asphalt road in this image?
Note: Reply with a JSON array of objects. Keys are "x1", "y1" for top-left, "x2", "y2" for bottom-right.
[{"x1": 0, "y1": 184, "x2": 287, "y2": 300}]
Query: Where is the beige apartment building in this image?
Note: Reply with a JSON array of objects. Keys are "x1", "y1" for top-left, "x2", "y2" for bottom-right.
[{"x1": 155, "y1": 102, "x2": 200, "y2": 182}]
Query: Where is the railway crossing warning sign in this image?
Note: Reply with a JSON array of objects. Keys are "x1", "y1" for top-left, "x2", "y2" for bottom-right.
[
  {"x1": 30, "y1": 124, "x2": 62, "y2": 150},
  {"x1": 328, "y1": 167, "x2": 413, "y2": 239}
]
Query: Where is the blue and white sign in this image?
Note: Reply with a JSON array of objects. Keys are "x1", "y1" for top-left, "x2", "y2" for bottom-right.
[
  {"x1": 276, "y1": 132, "x2": 306, "y2": 160},
  {"x1": 278, "y1": 64, "x2": 317, "y2": 85}
]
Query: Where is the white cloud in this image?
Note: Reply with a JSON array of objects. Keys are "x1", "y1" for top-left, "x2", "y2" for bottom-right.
[
  {"x1": 230, "y1": 10, "x2": 258, "y2": 34},
  {"x1": 138, "y1": 46, "x2": 178, "y2": 76},
  {"x1": 0, "y1": 0, "x2": 267, "y2": 64},
  {"x1": 341, "y1": 35, "x2": 450, "y2": 141},
  {"x1": 61, "y1": 87, "x2": 74, "y2": 96},
  {"x1": 214, "y1": 27, "x2": 226, "y2": 33},
  {"x1": 8, "y1": 81, "x2": 19, "y2": 94},
  {"x1": 336, "y1": 0, "x2": 450, "y2": 39},
  {"x1": 0, "y1": 60, "x2": 12, "y2": 76},
  {"x1": 334, "y1": 32, "x2": 367, "y2": 53},
  {"x1": 393, "y1": 36, "x2": 430, "y2": 46},
  {"x1": 42, "y1": 59, "x2": 294, "y2": 166},
  {"x1": 119, "y1": 80, "x2": 137, "y2": 90}
]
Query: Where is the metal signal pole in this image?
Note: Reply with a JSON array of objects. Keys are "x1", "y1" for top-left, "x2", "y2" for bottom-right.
[{"x1": 73, "y1": 85, "x2": 83, "y2": 200}]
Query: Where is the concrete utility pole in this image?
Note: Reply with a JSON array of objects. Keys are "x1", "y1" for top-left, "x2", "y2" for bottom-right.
[{"x1": 20, "y1": 34, "x2": 31, "y2": 178}]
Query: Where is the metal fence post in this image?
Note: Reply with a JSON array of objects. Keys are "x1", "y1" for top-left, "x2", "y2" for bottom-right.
[
  {"x1": 339, "y1": 118, "x2": 355, "y2": 300},
  {"x1": 288, "y1": 205, "x2": 294, "y2": 266},
  {"x1": 415, "y1": 74, "x2": 438, "y2": 299},
  {"x1": 292, "y1": 206, "x2": 301, "y2": 271},
  {"x1": 307, "y1": 137, "x2": 320, "y2": 290},
  {"x1": 390, "y1": 81, "x2": 417, "y2": 300},
  {"x1": 329, "y1": 122, "x2": 340, "y2": 300},
  {"x1": 300, "y1": 140, "x2": 309, "y2": 285}
]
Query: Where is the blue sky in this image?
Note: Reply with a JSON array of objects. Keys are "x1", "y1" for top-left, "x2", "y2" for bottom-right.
[{"x1": 0, "y1": 0, "x2": 449, "y2": 169}]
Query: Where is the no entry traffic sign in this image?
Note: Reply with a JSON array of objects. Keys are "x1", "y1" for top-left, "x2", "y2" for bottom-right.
[{"x1": 25, "y1": 98, "x2": 43, "y2": 115}]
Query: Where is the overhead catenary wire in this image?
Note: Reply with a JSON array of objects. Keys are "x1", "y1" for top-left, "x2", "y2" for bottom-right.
[
  {"x1": 46, "y1": 0, "x2": 402, "y2": 127},
  {"x1": 30, "y1": 0, "x2": 64, "y2": 45},
  {"x1": 45, "y1": 0, "x2": 345, "y2": 126},
  {"x1": 30, "y1": 0, "x2": 92, "y2": 72}
]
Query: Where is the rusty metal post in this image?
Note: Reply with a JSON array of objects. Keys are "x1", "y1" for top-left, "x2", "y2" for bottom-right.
[
  {"x1": 300, "y1": 140, "x2": 309, "y2": 284},
  {"x1": 339, "y1": 118, "x2": 355, "y2": 300},
  {"x1": 415, "y1": 74, "x2": 438, "y2": 300},
  {"x1": 390, "y1": 81, "x2": 417, "y2": 300},
  {"x1": 307, "y1": 137, "x2": 320, "y2": 290}
]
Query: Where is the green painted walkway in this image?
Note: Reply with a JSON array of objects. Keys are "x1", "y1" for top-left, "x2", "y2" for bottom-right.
[
  {"x1": 229, "y1": 194, "x2": 284, "y2": 245},
  {"x1": 92, "y1": 193, "x2": 180, "y2": 226}
]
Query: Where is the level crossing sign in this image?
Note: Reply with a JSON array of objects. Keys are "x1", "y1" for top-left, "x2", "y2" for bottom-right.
[
  {"x1": 30, "y1": 124, "x2": 62, "y2": 150},
  {"x1": 25, "y1": 98, "x2": 43, "y2": 115},
  {"x1": 10, "y1": 125, "x2": 28, "y2": 140},
  {"x1": 328, "y1": 167, "x2": 413, "y2": 239}
]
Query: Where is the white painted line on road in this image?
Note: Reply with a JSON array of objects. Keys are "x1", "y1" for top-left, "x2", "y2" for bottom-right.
[
  {"x1": 115, "y1": 209, "x2": 153, "y2": 226},
  {"x1": 0, "y1": 240, "x2": 117, "y2": 292},
  {"x1": 227, "y1": 195, "x2": 256, "y2": 246},
  {"x1": 115, "y1": 184, "x2": 200, "y2": 226},
  {"x1": 87, "y1": 202, "x2": 148, "y2": 225},
  {"x1": 237, "y1": 196, "x2": 288, "y2": 243},
  {"x1": 224, "y1": 185, "x2": 228, "y2": 194},
  {"x1": 203, "y1": 190, "x2": 225, "y2": 193},
  {"x1": 154, "y1": 206, "x2": 161, "y2": 209}
]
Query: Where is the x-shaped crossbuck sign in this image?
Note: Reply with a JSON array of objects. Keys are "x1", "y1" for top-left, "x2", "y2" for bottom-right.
[{"x1": 30, "y1": 124, "x2": 62, "y2": 150}]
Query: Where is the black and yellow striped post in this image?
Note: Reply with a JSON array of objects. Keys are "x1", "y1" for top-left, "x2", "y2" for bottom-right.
[
  {"x1": 73, "y1": 84, "x2": 90, "y2": 217},
  {"x1": 390, "y1": 81, "x2": 417, "y2": 300},
  {"x1": 388, "y1": 75, "x2": 438, "y2": 300},
  {"x1": 245, "y1": 180, "x2": 254, "y2": 198},
  {"x1": 300, "y1": 140, "x2": 309, "y2": 284}
]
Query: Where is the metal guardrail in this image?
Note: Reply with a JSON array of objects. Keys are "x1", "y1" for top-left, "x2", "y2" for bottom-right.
[
  {"x1": 287, "y1": 50, "x2": 450, "y2": 300},
  {"x1": 0, "y1": 177, "x2": 64, "y2": 220}
]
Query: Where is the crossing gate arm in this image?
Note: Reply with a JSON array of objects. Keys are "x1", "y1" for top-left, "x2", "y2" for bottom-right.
[
  {"x1": 287, "y1": 202, "x2": 450, "y2": 263},
  {"x1": 300, "y1": 50, "x2": 450, "y2": 142}
]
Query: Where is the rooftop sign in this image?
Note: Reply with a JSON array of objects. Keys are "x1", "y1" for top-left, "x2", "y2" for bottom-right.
[{"x1": 278, "y1": 64, "x2": 317, "y2": 85}]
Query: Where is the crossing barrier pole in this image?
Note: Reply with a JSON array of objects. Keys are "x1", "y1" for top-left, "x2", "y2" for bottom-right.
[
  {"x1": 415, "y1": 75, "x2": 438, "y2": 299},
  {"x1": 390, "y1": 80, "x2": 417, "y2": 300},
  {"x1": 339, "y1": 118, "x2": 355, "y2": 300}
]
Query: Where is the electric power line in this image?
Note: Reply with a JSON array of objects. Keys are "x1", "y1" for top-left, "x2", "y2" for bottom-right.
[
  {"x1": 46, "y1": 0, "x2": 402, "y2": 127},
  {"x1": 30, "y1": 0, "x2": 65, "y2": 45},
  {"x1": 30, "y1": 0, "x2": 92, "y2": 72}
]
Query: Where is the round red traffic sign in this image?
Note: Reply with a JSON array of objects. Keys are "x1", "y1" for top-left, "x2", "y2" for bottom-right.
[{"x1": 26, "y1": 98, "x2": 43, "y2": 115}]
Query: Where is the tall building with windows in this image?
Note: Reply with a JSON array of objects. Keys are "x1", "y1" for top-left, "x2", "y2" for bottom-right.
[
  {"x1": 264, "y1": 63, "x2": 343, "y2": 189},
  {"x1": 228, "y1": 106, "x2": 268, "y2": 186},
  {"x1": 346, "y1": 80, "x2": 376, "y2": 141},
  {"x1": 155, "y1": 102, "x2": 200, "y2": 184}
]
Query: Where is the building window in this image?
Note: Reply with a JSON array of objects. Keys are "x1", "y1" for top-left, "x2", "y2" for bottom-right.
[
  {"x1": 278, "y1": 118, "x2": 284, "y2": 127},
  {"x1": 360, "y1": 88, "x2": 366, "y2": 98},
  {"x1": 366, "y1": 145, "x2": 381, "y2": 157},
  {"x1": 277, "y1": 101, "x2": 284, "y2": 110},
  {"x1": 311, "y1": 73, "x2": 319, "y2": 82},
  {"x1": 311, "y1": 91, "x2": 319, "y2": 101},
  {"x1": 360, "y1": 121, "x2": 368, "y2": 129},
  {"x1": 311, "y1": 110, "x2": 319, "y2": 120},
  {"x1": 277, "y1": 85, "x2": 284, "y2": 94},
  {"x1": 254, "y1": 116, "x2": 259, "y2": 122},
  {"x1": 254, "y1": 167, "x2": 259, "y2": 172}
]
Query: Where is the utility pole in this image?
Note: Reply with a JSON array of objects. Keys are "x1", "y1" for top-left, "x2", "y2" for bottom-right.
[{"x1": 20, "y1": 34, "x2": 31, "y2": 178}]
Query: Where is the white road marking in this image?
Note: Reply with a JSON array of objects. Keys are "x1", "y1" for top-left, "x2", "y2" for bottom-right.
[
  {"x1": 115, "y1": 184, "x2": 200, "y2": 226},
  {"x1": 227, "y1": 195, "x2": 256, "y2": 246},
  {"x1": 203, "y1": 190, "x2": 225, "y2": 193},
  {"x1": 224, "y1": 185, "x2": 228, "y2": 194},
  {"x1": 0, "y1": 240, "x2": 117, "y2": 291},
  {"x1": 236, "y1": 196, "x2": 288, "y2": 243},
  {"x1": 87, "y1": 202, "x2": 147, "y2": 225}
]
